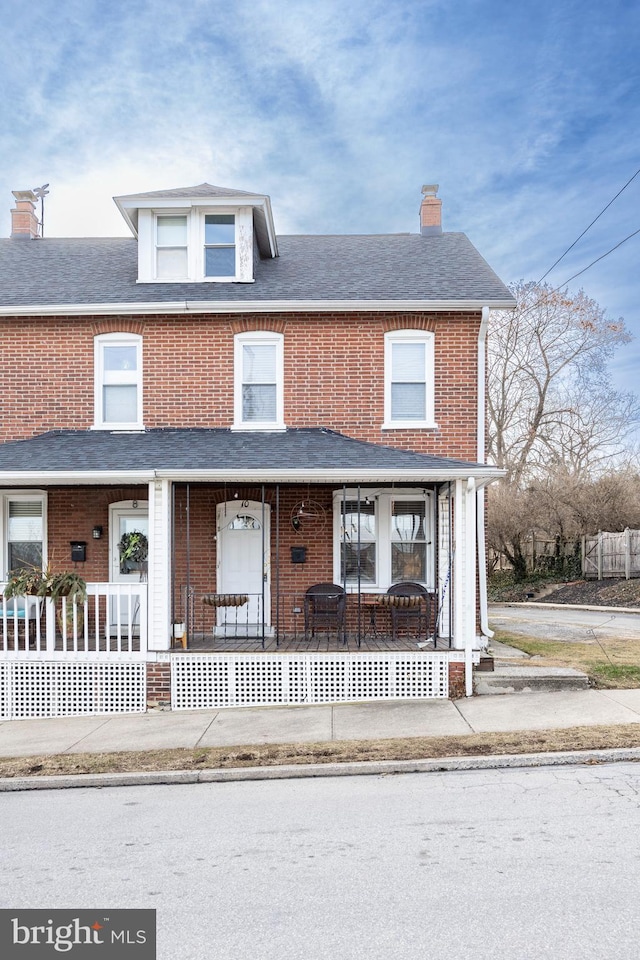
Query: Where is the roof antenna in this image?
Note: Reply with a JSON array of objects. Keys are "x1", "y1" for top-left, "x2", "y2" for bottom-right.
[{"x1": 32, "y1": 184, "x2": 50, "y2": 238}]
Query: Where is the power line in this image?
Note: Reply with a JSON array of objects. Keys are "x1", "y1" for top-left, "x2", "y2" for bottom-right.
[
  {"x1": 538, "y1": 165, "x2": 640, "y2": 283},
  {"x1": 490, "y1": 225, "x2": 640, "y2": 334},
  {"x1": 558, "y1": 225, "x2": 640, "y2": 287}
]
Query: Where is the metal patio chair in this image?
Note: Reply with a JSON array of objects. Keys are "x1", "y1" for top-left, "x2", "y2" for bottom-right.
[
  {"x1": 304, "y1": 583, "x2": 347, "y2": 643},
  {"x1": 385, "y1": 581, "x2": 432, "y2": 643}
]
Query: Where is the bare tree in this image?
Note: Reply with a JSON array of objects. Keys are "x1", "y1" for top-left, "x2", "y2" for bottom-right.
[
  {"x1": 487, "y1": 466, "x2": 640, "y2": 581},
  {"x1": 487, "y1": 281, "x2": 639, "y2": 485},
  {"x1": 487, "y1": 281, "x2": 640, "y2": 578}
]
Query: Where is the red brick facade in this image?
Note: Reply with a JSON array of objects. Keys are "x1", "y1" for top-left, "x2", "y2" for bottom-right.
[
  {"x1": 146, "y1": 661, "x2": 171, "y2": 708},
  {"x1": 0, "y1": 310, "x2": 480, "y2": 460}
]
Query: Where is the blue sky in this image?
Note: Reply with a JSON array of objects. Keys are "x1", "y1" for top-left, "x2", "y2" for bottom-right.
[{"x1": 1, "y1": 0, "x2": 639, "y2": 394}]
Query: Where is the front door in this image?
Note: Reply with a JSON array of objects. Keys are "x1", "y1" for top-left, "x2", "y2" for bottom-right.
[
  {"x1": 109, "y1": 501, "x2": 149, "y2": 631},
  {"x1": 216, "y1": 501, "x2": 270, "y2": 635}
]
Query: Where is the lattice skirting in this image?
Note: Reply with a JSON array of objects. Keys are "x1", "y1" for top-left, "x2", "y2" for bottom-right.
[
  {"x1": 171, "y1": 652, "x2": 450, "y2": 710},
  {"x1": 0, "y1": 660, "x2": 147, "y2": 719}
]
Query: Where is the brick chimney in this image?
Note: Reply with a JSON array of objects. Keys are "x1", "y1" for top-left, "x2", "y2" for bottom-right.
[
  {"x1": 419, "y1": 184, "x2": 442, "y2": 236},
  {"x1": 11, "y1": 190, "x2": 40, "y2": 239}
]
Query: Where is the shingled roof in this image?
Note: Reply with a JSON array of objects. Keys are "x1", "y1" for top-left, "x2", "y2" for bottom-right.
[
  {"x1": 0, "y1": 232, "x2": 514, "y2": 309},
  {"x1": 115, "y1": 182, "x2": 265, "y2": 200},
  {"x1": 0, "y1": 428, "x2": 504, "y2": 483}
]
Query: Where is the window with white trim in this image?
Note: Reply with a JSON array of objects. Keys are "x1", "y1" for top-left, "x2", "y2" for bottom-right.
[
  {"x1": 142, "y1": 207, "x2": 247, "y2": 283},
  {"x1": 2, "y1": 492, "x2": 46, "y2": 577},
  {"x1": 94, "y1": 333, "x2": 143, "y2": 430},
  {"x1": 156, "y1": 215, "x2": 188, "y2": 279},
  {"x1": 334, "y1": 489, "x2": 434, "y2": 589},
  {"x1": 383, "y1": 330, "x2": 435, "y2": 428},
  {"x1": 233, "y1": 332, "x2": 284, "y2": 430},
  {"x1": 204, "y1": 214, "x2": 236, "y2": 277}
]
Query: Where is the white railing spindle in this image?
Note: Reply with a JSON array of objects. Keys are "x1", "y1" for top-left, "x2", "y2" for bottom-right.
[{"x1": 0, "y1": 582, "x2": 147, "y2": 658}]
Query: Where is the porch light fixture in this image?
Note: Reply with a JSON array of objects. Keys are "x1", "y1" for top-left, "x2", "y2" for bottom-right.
[{"x1": 92, "y1": 525, "x2": 103, "y2": 539}]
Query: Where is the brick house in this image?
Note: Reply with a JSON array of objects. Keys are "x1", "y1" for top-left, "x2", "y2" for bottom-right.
[{"x1": 0, "y1": 183, "x2": 514, "y2": 718}]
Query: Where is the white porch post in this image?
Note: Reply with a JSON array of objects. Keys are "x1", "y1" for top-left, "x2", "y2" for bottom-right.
[
  {"x1": 465, "y1": 477, "x2": 477, "y2": 696},
  {"x1": 453, "y1": 479, "x2": 465, "y2": 649},
  {"x1": 147, "y1": 478, "x2": 171, "y2": 651},
  {"x1": 453, "y1": 478, "x2": 477, "y2": 696}
]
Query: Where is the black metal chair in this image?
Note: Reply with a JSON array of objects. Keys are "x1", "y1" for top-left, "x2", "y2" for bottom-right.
[
  {"x1": 385, "y1": 582, "x2": 432, "y2": 643},
  {"x1": 304, "y1": 583, "x2": 347, "y2": 643}
]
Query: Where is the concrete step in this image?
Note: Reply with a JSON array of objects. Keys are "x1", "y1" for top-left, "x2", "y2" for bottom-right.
[{"x1": 474, "y1": 663, "x2": 590, "y2": 695}]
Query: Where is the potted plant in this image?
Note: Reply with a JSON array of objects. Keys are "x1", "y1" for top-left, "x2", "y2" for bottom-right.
[
  {"x1": 4, "y1": 564, "x2": 87, "y2": 637},
  {"x1": 4, "y1": 564, "x2": 87, "y2": 604}
]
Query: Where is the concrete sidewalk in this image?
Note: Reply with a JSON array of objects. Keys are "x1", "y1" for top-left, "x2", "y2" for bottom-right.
[{"x1": 2, "y1": 688, "x2": 640, "y2": 759}]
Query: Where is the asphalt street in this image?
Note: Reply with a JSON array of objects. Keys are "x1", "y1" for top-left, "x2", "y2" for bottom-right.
[
  {"x1": 489, "y1": 603, "x2": 640, "y2": 642},
  {"x1": 2, "y1": 763, "x2": 639, "y2": 959}
]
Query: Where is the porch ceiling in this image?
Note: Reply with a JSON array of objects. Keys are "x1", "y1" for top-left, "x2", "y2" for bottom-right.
[{"x1": 0, "y1": 427, "x2": 504, "y2": 485}]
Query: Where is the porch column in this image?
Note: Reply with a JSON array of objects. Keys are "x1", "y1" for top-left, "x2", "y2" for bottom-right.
[
  {"x1": 453, "y1": 478, "x2": 477, "y2": 696},
  {"x1": 147, "y1": 478, "x2": 171, "y2": 651},
  {"x1": 464, "y1": 478, "x2": 477, "y2": 696}
]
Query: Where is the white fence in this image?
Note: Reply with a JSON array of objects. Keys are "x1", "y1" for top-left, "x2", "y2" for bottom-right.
[
  {"x1": 0, "y1": 582, "x2": 148, "y2": 656},
  {"x1": 583, "y1": 529, "x2": 640, "y2": 580}
]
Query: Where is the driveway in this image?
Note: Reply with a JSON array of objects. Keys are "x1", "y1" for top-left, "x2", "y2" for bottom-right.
[{"x1": 489, "y1": 603, "x2": 640, "y2": 643}]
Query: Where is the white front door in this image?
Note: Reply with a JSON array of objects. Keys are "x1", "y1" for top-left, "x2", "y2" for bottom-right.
[
  {"x1": 109, "y1": 501, "x2": 149, "y2": 630},
  {"x1": 216, "y1": 501, "x2": 270, "y2": 635}
]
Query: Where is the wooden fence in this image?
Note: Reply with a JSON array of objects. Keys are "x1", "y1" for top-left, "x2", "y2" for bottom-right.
[
  {"x1": 582, "y1": 529, "x2": 640, "y2": 580},
  {"x1": 490, "y1": 530, "x2": 640, "y2": 580},
  {"x1": 489, "y1": 537, "x2": 580, "y2": 576}
]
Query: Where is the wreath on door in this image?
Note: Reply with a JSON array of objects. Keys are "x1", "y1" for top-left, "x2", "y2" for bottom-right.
[{"x1": 118, "y1": 531, "x2": 148, "y2": 574}]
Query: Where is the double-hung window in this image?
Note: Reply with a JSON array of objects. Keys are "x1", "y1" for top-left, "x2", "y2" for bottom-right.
[
  {"x1": 338, "y1": 499, "x2": 377, "y2": 585},
  {"x1": 384, "y1": 330, "x2": 435, "y2": 428},
  {"x1": 94, "y1": 333, "x2": 143, "y2": 430},
  {"x1": 334, "y1": 490, "x2": 433, "y2": 589},
  {"x1": 3, "y1": 493, "x2": 46, "y2": 576},
  {"x1": 233, "y1": 332, "x2": 284, "y2": 430},
  {"x1": 156, "y1": 215, "x2": 188, "y2": 279},
  {"x1": 204, "y1": 214, "x2": 235, "y2": 277},
  {"x1": 391, "y1": 499, "x2": 428, "y2": 582}
]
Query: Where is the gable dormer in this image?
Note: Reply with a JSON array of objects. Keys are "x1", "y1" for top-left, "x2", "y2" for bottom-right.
[{"x1": 113, "y1": 183, "x2": 278, "y2": 284}]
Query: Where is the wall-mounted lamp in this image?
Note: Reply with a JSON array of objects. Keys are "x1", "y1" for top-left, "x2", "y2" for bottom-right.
[{"x1": 92, "y1": 526, "x2": 103, "y2": 540}]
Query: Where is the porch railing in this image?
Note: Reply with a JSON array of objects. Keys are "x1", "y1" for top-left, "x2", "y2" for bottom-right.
[
  {"x1": 179, "y1": 587, "x2": 441, "y2": 648},
  {"x1": 0, "y1": 582, "x2": 148, "y2": 656}
]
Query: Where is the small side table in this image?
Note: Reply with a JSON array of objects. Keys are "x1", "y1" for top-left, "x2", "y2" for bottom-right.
[{"x1": 363, "y1": 600, "x2": 380, "y2": 640}]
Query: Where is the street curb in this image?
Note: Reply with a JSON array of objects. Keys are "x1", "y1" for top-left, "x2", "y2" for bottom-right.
[
  {"x1": 494, "y1": 602, "x2": 640, "y2": 614},
  {"x1": 1, "y1": 746, "x2": 640, "y2": 792}
]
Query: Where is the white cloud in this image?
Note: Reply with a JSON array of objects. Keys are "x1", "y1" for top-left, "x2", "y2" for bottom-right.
[{"x1": 0, "y1": 0, "x2": 638, "y2": 394}]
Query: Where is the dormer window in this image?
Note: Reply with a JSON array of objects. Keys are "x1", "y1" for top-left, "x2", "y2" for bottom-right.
[
  {"x1": 149, "y1": 208, "x2": 241, "y2": 282},
  {"x1": 205, "y1": 215, "x2": 235, "y2": 277},
  {"x1": 115, "y1": 183, "x2": 278, "y2": 285},
  {"x1": 156, "y1": 216, "x2": 188, "y2": 279}
]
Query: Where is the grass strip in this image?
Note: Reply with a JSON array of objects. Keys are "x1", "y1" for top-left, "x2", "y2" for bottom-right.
[
  {"x1": 2, "y1": 723, "x2": 640, "y2": 779},
  {"x1": 492, "y1": 629, "x2": 640, "y2": 688}
]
